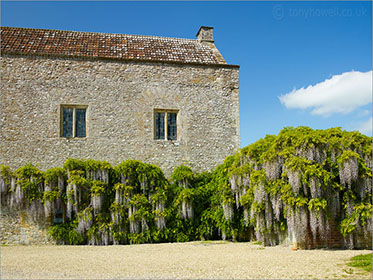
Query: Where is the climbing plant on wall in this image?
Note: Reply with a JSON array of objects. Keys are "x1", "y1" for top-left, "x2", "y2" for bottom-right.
[
  {"x1": 221, "y1": 127, "x2": 372, "y2": 248},
  {"x1": 0, "y1": 127, "x2": 371, "y2": 249}
]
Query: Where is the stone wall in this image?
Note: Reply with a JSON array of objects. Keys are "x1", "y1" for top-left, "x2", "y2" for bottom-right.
[
  {"x1": 0, "y1": 207, "x2": 55, "y2": 245},
  {"x1": 0, "y1": 55, "x2": 240, "y2": 176}
]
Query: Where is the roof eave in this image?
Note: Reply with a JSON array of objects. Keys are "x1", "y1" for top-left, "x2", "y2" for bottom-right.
[{"x1": 1, "y1": 51, "x2": 240, "y2": 69}]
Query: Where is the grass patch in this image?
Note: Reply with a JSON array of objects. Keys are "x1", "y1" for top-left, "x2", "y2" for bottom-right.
[
  {"x1": 347, "y1": 253, "x2": 372, "y2": 273},
  {"x1": 197, "y1": 240, "x2": 228, "y2": 245}
]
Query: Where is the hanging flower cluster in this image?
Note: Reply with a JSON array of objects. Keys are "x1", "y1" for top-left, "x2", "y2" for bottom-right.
[
  {"x1": 218, "y1": 127, "x2": 372, "y2": 248},
  {"x1": 0, "y1": 127, "x2": 371, "y2": 249}
]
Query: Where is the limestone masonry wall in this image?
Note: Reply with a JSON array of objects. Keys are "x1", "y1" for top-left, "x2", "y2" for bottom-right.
[
  {"x1": 0, "y1": 207, "x2": 55, "y2": 245},
  {"x1": 0, "y1": 55, "x2": 240, "y2": 175}
]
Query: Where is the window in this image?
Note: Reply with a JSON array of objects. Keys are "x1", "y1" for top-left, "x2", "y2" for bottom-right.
[
  {"x1": 154, "y1": 110, "x2": 178, "y2": 140},
  {"x1": 61, "y1": 105, "x2": 87, "y2": 138},
  {"x1": 53, "y1": 208, "x2": 63, "y2": 224}
]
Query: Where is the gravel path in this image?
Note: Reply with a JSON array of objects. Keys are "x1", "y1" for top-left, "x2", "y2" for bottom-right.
[{"x1": 1, "y1": 241, "x2": 371, "y2": 279}]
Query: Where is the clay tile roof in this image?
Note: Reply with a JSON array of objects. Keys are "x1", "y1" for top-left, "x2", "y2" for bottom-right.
[{"x1": 1, "y1": 26, "x2": 227, "y2": 65}]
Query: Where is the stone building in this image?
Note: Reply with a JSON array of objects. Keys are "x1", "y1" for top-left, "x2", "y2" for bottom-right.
[{"x1": 0, "y1": 26, "x2": 240, "y2": 175}]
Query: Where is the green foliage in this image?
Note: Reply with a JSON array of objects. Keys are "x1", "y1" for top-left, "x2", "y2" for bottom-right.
[
  {"x1": 68, "y1": 170, "x2": 88, "y2": 187},
  {"x1": 48, "y1": 220, "x2": 84, "y2": 245},
  {"x1": 171, "y1": 165, "x2": 194, "y2": 186},
  {"x1": 63, "y1": 158, "x2": 86, "y2": 172},
  {"x1": 121, "y1": 185, "x2": 134, "y2": 199},
  {"x1": 85, "y1": 159, "x2": 112, "y2": 171},
  {"x1": 90, "y1": 180, "x2": 106, "y2": 195},
  {"x1": 115, "y1": 160, "x2": 167, "y2": 197},
  {"x1": 340, "y1": 203, "x2": 372, "y2": 236},
  {"x1": 250, "y1": 169, "x2": 267, "y2": 185},
  {"x1": 337, "y1": 150, "x2": 372, "y2": 179},
  {"x1": 130, "y1": 194, "x2": 151, "y2": 212},
  {"x1": 303, "y1": 164, "x2": 332, "y2": 188},
  {"x1": 0, "y1": 165, "x2": 12, "y2": 185},
  {"x1": 116, "y1": 160, "x2": 143, "y2": 186},
  {"x1": 308, "y1": 198, "x2": 327, "y2": 211},
  {"x1": 137, "y1": 163, "x2": 166, "y2": 189},
  {"x1": 285, "y1": 156, "x2": 310, "y2": 172},
  {"x1": 242, "y1": 134, "x2": 276, "y2": 163},
  {"x1": 337, "y1": 150, "x2": 360, "y2": 167},
  {"x1": 43, "y1": 167, "x2": 66, "y2": 185},
  {"x1": 151, "y1": 190, "x2": 167, "y2": 204},
  {"x1": 78, "y1": 207, "x2": 93, "y2": 222},
  {"x1": 128, "y1": 232, "x2": 152, "y2": 244},
  {"x1": 14, "y1": 163, "x2": 43, "y2": 202},
  {"x1": 42, "y1": 190, "x2": 60, "y2": 204},
  {"x1": 177, "y1": 188, "x2": 194, "y2": 203},
  {"x1": 5, "y1": 127, "x2": 372, "y2": 248},
  {"x1": 0, "y1": 164, "x2": 12, "y2": 179}
]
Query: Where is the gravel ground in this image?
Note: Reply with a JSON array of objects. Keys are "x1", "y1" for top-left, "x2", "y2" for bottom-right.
[{"x1": 1, "y1": 241, "x2": 371, "y2": 279}]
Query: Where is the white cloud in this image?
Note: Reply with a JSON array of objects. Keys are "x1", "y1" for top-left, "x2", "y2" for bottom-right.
[
  {"x1": 279, "y1": 70, "x2": 372, "y2": 116},
  {"x1": 356, "y1": 117, "x2": 372, "y2": 136}
]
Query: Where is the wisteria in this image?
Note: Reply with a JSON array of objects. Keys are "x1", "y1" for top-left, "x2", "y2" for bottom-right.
[
  {"x1": 154, "y1": 199, "x2": 166, "y2": 230},
  {"x1": 330, "y1": 149, "x2": 339, "y2": 164},
  {"x1": 129, "y1": 204, "x2": 140, "y2": 234},
  {"x1": 230, "y1": 175, "x2": 247, "y2": 209},
  {"x1": 310, "y1": 177, "x2": 321, "y2": 199},
  {"x1": 254, "y1": 212, "x2": 266, "y2": 243},
  {"x1": 27, "y1": 200, "x2": 45, "y2": 222},
  {"x1": 222, "y1": 201, "x2": 233, "y2": 222},
  {"x1": 264, "y1": 200, "x2": 273, "y2": 229},
  {"x1": 287, "y1": 169, "x2": 301, "y2": 195},
  {"x1": 88, "y1": 168, "x2": 109, "y2": 183},
  {"x1": 254, "y1": 182, "x2": 266, "y2": 204},
  {"x1": 360, "y1": 177, "x2": 372, "y2": 200},
  {"x1": 270, "y1": 193, "x2": 282, "y2": 221},
  {"x1": 77, "y1": 208, "x2": 93, "y2": 235},
  {"x1": 223, "y1": 128, "x2": 372, "y2": 249},
  {"x1": 0, "y1": 174, "x2": 9, "y2": 206},
  {"x1": 263, "y1": 158, "x2": 283, "y2": 181},
  {"x1": 296, "y1": 144, "x2": 326, "y2": 164},
  {"x1": 14, "y1": 183, "x2": 23, "y2": 207},
  {"x1": 286, "y1": 207, "x2": 308, "y2": 247},
  {"x1": 73, "y1": 183, "x2": 79, "y2": 215},
  {"x1": 0, "y1": 127, "x2": 371, "y2": 249},
  {"x1": 44, "y1": 182, "x2": 53, "y2": 219},
  {"x1": 91, "y1": 194, "x2": 103, "y2": 214},
  {"x1": 88, "y1": 227, "x2": 112, "y2": 246},
  {"x1": 66, "y1": 182, "x2": 73, "y2": 220},
  {"x1": 181, "y1": 200, "x2": 193, "y2": 220},
  {"x1": 229, "y1": 175, "x2": 239, "y2": 192},
  {"x1": 339, "y1": 155, "x2": 359, "y2": 188},
  {"x1": 243, "y1": 208, "x2": 249, "y2": 226}
]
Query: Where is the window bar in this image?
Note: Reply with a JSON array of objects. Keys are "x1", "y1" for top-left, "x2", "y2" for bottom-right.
[
  {"x1": 73, "y1": 108, "x2": 76, "y2": 137},
  {"x1": 164, "y1": 112, "x2": 168, "y2": 141}
]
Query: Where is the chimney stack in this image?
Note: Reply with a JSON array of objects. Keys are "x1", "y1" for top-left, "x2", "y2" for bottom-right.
[{"x1": 196, "y1": 26, "x2": 214, "y2": 43}]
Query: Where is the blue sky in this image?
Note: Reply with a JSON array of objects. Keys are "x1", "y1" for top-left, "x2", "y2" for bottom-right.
[{"x1": 2, "y1": 1, "x2": 372, "y2": 147}]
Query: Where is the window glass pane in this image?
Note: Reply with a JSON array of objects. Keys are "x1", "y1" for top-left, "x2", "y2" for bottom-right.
[
  {"x1": 62, "y1": 108, "x2": 73, "y2": 137},
  {"x1": 167, "y1": 113, "x2": 177, "y2": 140},
  {"x1": 155, "y1": 112, "x2": 165, "y2": 140},
  {"x1": 75, "y1": 109, "x2": 86, "y2": 137}
]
